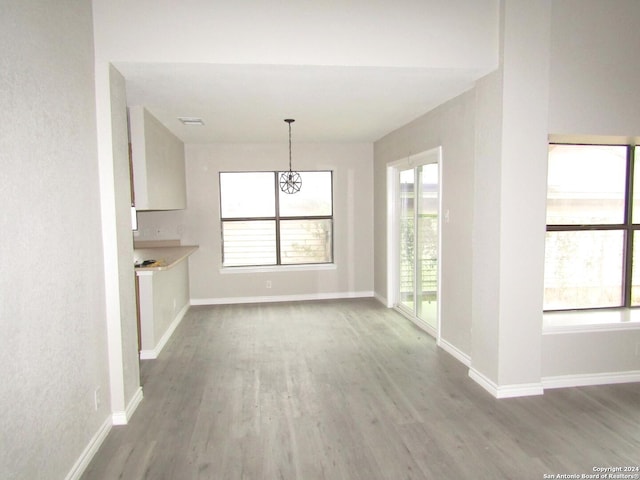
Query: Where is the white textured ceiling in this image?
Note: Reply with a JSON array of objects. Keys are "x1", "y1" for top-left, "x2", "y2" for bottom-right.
[
  {"x1": 117, "y1": 63, "x2": 489, "y2": 144},
  {"x1": 99, "y1": 1, "x2": 500, "y2": 144}
]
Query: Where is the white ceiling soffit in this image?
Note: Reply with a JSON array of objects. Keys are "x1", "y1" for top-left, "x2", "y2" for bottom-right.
[{"x1": 116, "y1": 63, "x2": 490, "y2": 144}]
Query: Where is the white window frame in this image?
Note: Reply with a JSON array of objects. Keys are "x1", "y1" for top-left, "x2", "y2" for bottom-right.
[{"x1": 219, "y1": 170, "x2": 334, "y2": 268}]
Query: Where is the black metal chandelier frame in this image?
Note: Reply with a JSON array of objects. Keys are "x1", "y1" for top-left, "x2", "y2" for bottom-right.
[{"x1": 279, "y1": 119, "x2": 302, "y2": 194}]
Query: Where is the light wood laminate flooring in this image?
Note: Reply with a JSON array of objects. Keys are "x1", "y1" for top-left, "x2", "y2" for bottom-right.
[{"x1": 82, "y1": 298, "x2": 640, "y2": 479}]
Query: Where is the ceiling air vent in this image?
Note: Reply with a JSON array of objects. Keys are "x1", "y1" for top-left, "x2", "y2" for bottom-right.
[{"x1": 178, "y1": 117, "x2": 204, "y2": 126}]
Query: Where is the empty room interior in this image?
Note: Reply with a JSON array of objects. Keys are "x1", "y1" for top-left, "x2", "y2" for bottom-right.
[{"x1": 2, "y1": 1, "x2": 640, "y2": 479}]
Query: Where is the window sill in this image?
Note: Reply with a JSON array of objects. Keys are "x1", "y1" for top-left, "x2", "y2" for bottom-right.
[
  {"x1": 220, "y1": 263, "x2": 337, "y2": 274},
  {"x1": 543, "y1": 308, "x2": 640, "y2": 334}
]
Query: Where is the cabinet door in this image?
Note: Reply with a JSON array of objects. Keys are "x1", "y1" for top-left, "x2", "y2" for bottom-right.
[{"x1": 129, "y1": 106, "x2": 187, "y2": 210}]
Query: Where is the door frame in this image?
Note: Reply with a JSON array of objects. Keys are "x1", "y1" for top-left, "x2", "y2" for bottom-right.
[{"x1": 386, "y1": 146, "x2": 442, "y2": 339}]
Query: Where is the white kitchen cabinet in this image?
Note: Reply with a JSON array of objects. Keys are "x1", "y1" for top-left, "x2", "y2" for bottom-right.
[{"x1": 129, "y1": 105, "x2": 186, "y2": 210}]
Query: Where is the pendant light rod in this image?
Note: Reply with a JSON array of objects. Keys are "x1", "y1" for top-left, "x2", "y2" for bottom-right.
[{"x1": 285, "y1": 118, "x2": 295, "y2": 172}]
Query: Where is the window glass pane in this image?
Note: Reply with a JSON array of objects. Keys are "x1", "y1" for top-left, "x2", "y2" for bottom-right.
[
  {"x1": 543, "y1": 230, "x2": 623, "y2": 310},
  {"x1": 280, "y1": 219, "x2": 332, "y2": 264},
  {"x1": 220, "y1": 172, "x2": 275, "y2": 218},
  {"x1": 222, "y1": 220, "x2": 276, "y2": 266},
  {"x1": 546, "y1": 145, "x2": 627, "y2": 225},
  {"x1": 279, "y1": 171, "x2": 332, "y2": 217},
  {"x1": 399, "y1": 169, "x2": 415, "y2": 310},
  {"x1": 416, "y1": 164, "x2": 438, "y2": 325},
  {"x1": 634, "y1": 147, "x2": 640, "y2": 224},
  {"x1": 632, "y1": 230, "x2": 640, "y2": 306}
]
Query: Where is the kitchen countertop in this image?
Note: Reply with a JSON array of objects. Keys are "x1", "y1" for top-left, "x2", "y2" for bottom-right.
[{"x1": 134, "y1": 245, "x2": 198, "y2": 272}]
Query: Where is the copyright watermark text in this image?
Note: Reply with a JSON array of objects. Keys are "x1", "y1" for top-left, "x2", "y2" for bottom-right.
[{"x1": 543, "y1": 466, "x2": 640, "y2": 479}]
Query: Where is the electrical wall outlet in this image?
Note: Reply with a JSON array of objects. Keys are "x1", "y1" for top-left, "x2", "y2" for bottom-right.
[
  {"x1": 266, "y1": 280, "x2": 272, "y2": 289},
  {"x1": 94, "y1": 387, "x2": 101, "y2": 411}
]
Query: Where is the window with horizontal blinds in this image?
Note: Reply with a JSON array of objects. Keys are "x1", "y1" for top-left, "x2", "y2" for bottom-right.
[{"x1": 219, "y1": 171, "x2": 333, "y2": 267}]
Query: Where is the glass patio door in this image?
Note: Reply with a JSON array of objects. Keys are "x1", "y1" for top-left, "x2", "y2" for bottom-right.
[{"x1": 398, "y1": 161, "x2": 439, "y2": 333}]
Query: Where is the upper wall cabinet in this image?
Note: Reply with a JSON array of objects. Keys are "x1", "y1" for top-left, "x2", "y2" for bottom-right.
[{"x1": 129, "y1": 106, "x2": 187, "y2": 210}]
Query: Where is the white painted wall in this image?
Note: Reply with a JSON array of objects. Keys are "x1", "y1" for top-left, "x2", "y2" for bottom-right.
[
  {"x1": 92, "y1": 0, "x2": 498, "y2": 68},
  {"x1": 549, "y1": 0, "x2": 640, "y2": 137},
  {"x1": 469, "y1": 69, "x2": 504, "y2": 383},
  {"x1": 108, "y1": 67, "x2": 141, "y2": 415},
  {"x1": 543, "y1": 331, "x2": 640, "y2": 379},
  {"x1": 135, "y1": 143, "x2": 374, "y2": 302},
  {"x1": 154, "y1": 262, "x2": 189, "y2": 340},
  {"x1": 492, "y1": 0, "x2": 550, "y2": 390},
  {"x1": 0, "y1": 1, "x2": 112, "y2": 478}
]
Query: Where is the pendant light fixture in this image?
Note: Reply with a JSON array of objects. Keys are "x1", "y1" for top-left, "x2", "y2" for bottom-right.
[{"x1": 279, "y1": 119, "x2": 302, "y2": 194}]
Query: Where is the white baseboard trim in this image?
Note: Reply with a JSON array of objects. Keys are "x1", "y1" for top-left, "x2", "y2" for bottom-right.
[
  {"x1": 190, "y1": 291, "x2": 374, "y2": 306},
  {"x1": 112, "y1": 386, "x2": 144, "y2": 426},
  {"x1": 468, "y1": 368, "x2": 544, "y2": 398},
  {"x1": 139, "y1": 303, "x2": 190, "y2": 360},
  {"x1": 438, "y1": 338, "x2": 471, "y2": 367},
  {"x1": 468, "y1": 368, "x2": 499, "y2": 397},
  {"x1": 408, "y1": 316, "x2": 437, "y2": 338},
  {"x1": 373, "y1": 292, "x2": 389, "y2": 307},
  {"x1": 64, "y1": 417, "x2": 111, "y2": 480},
  {"x1": 392, "y1": 306, "x2": 438, "y2": 339},
  {"x1": 542, "y1": 370, "x2": 640, "y2": 390}
]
